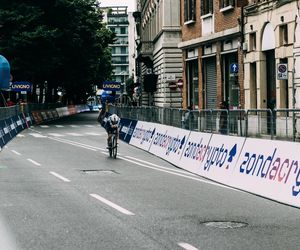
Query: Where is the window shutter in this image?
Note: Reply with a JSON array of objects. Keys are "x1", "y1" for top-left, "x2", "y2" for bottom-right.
[
  {"x1": 184, "y1": 0, "x2": 188, "y2": 21},
  {"x1": 209, "y1": 0, "x2": 213, "y2": 13},
  {"x1": 201, "y1": 0, "x2": 204, "y2": 15},
  {"x1": 192, "y1": 0, "x2": 196, "y2": 20}
]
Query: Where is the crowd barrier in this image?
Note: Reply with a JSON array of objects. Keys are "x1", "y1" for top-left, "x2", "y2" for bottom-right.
[
  {"x1": 0, "y1": 105, "x2": 89, "y2": 150},
  {"x1": 118, "y1": 118, "x2": 300, "y2": 209}
]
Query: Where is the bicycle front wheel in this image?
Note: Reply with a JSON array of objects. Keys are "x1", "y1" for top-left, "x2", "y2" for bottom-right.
[{"x1": 111, "y1": 134, "x2": 117, "y2": 159}]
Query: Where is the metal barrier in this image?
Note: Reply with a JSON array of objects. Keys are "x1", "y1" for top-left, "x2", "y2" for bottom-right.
[{"x1": 115, "y1": 106, "x2": 300, "y2": 142}]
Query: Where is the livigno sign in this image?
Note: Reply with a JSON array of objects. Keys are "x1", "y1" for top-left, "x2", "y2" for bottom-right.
[
  {"x1": 10, "y1": 81, "x2": 32, "y2": 92},
  {"x1": 102, "y1": 81, "x2": 121, "y2": 91}
]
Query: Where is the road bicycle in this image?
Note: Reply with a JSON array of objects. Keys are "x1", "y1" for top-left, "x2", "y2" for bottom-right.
[{"x1": 108, "y1": 130, "x2": 118, "y2": 159}]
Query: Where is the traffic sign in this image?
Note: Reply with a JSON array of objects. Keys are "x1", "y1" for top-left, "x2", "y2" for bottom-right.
[
  {"x1": 277, "y1": 63, "x2": 288, "y2": 80},
  {"x1": 230, "y1": 63, "x2": 239, "y2": 74}
]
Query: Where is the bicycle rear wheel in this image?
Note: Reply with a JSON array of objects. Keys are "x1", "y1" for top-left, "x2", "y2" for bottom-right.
[{"x1": 111, "y1": 134, "x2": 117, "y2": 159}]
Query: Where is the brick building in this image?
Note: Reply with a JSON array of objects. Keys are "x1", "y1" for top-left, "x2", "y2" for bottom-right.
[{"x1": 178, "y1": 0, "x2": 245, "y2": 110}]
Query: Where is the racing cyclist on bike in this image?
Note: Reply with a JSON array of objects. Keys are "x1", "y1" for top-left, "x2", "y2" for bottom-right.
[{"x1": 105, "y1": 114, "x2": 120, "y2": 148}]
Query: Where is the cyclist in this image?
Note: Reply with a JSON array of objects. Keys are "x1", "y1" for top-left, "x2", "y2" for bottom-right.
[{"x1": 105, "y1": 113, "x2": 120, "y2": 147}]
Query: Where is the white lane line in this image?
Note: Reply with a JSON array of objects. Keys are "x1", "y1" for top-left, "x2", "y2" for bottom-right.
[
  {"x1": 90, "y1": 193, "x2": 135, "y2": 216},
  {"x1": 40, "y1": 125, "x2": 50, "y2": 128},
  {"x1": 84, "y1": 125, "x2": 95, "y2": 127},
  {"x1": 119, "y1": 156, "x2": 239, "y2": 192},
  {"x1": 55, "y1": 125, "x2": 64, "y2": 128},
  {"x1": 16, "y1": 134, "x2": 25, "y2": 137},
  {"x1": 66, "y1": 133, "x2": 83, "y2": 136},
  {"x1": 50, "y1": 171, "x2": 71, "y2": 182},
  {"x1": 48, "y1": 133, "x2": 64, "y2": 137},
  {"x1": 70, "y1": 125, "x2": 79, "y2": 128},
  {"x1": 125, "y1": 156, "x2": 198, "y2": 176},
  {"x1": 29, "y1": 133, "x2": 47, "y2": 138},
  {"x1": 11, "y1": 150, "x2": 21, "y2": 156},
  {"x1": 27, "y1": 158, "x2": 41, "y2": 166},
  {"x1": 85, "y1": 132, "x2": 103, "y2": 136},
  {"x1": 178, "y1": 242, "x2": 199, "y2": 250},
  {"x1": 49, "y1": 137, "x2": 98, "y2": 151}
]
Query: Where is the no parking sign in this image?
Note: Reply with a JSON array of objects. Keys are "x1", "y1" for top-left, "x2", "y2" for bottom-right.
[{"x1": 277, "y1": 63, "x2": 288, "y2": 80}]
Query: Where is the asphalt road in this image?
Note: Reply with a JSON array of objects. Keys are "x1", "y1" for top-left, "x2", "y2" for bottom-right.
[{"x1": 0, "y1": 112, "x2": 300, "y2": 250}]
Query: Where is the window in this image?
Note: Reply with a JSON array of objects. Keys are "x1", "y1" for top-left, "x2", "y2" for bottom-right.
[
  {"x1": 184, "y1": 0, "x2": 196, "y2": 22},
  {"x1": 120, "y1": 27, "x2": 127, "y2": 34},
  {"x1": 220, "y1": 0, "x2": 235, "y2": 8},
  {"x1": 201, "y1": 0, "x2": 213, "y2": 16},
  {"x1": 250, "y1": 63, "x2": 257, "y2": 109},
  {"x1": 279, "y1": 24, "x2": 288, "y2": 46},
  {"x1": 249, "y1": 32, "x2": 256, "y2": 51}
]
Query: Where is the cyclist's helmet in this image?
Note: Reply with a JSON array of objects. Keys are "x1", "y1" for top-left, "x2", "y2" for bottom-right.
[{"x1": 110, "y1": 114, "x2": 120, "y2": 125}]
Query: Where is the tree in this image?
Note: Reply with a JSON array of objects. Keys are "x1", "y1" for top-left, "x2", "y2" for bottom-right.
[{"x1": 0, "y1": 0, "x2": 115, "y2": 103}]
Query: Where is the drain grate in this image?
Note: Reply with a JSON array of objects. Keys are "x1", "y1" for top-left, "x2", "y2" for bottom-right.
[
  {"x1": 203, "y1": 221, "x2": 248, "y2": 229},
  {"x1": 81, "y1": 169, "x2": 118, "y2": 175}
]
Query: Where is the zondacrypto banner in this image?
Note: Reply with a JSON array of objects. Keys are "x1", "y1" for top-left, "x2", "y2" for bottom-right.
[{"x1": 128, "y1": 120, "x2": 300, "y2": 208}]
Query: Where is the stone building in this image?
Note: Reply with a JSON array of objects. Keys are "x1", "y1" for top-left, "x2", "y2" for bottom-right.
[
  {"x1": 135, "y1": 0, "x2": 183, "y2": 107},
  {"x1": 243, "y1": 0, "x2": 299, "y2": 136},
  {"x1": 178, "y1": 0, "x2": 245, "y2": 110}
]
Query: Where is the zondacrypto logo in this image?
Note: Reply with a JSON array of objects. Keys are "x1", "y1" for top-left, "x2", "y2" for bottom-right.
[
  {"x1": 132, "y1": 127, "x2": 156, "y2": 145},
  {"x1": 238, "y1": 148, "x2": 300, "y2": 197},
  {"x1": 183, "y1": 139, "x2": 238, "y2": 171},
  {"x1": 152, "y1": 132, "x2": 186, "y2": 156}
]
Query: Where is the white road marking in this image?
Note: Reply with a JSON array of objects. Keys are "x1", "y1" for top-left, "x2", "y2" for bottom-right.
[
  {"x1": 125, "y1": 156, "x2": 198, "y2": 176},
  {"x1": 16, "y1": 134, "x2": 25, "y2": 137},
  {"x1": 11, "y1": 150, "x2": 21, "y2": 156},
  {"x1": 40, "y1": 125, "x2": 50, "y2": 128},
  {"x1": 178, "y1": 242, "x2": 199, "y2": 250},
  {"x1": 90, "y1": 194, "x2": 134, "y2": 216},
  {"x1": 84, "y1": 125, "x2": 95, "y2": 127},
  {"x1": 55, "y1": 125, "x2": 64, "y2": 128},
  {"x1": 29, "y1": 133, "x2": 47, "y2": 138},
  {"x1": 66, "y1": 133, "x2": 83, "y2": 136},
  {"x1": 70, "y1": 125, "x2": 79, "y2": 127},
  {"x1": 50, "y1": 171, "x2": 71, "y2": 182},
  {"x1": 27, "y1": 158, "x2": 41, "y2": 166},
  {"x1": 48, "y1": 133, "x2": 64, "y2": 137},
  {"x1": 85, "y1": 132, "x2": 103, "y2": 136},
  {"x1": 119, "y1": 156, "x2": 239, "y2": 192},
  {"x1": 49, "y1": 137, "x2": 98, "y2": 151}
]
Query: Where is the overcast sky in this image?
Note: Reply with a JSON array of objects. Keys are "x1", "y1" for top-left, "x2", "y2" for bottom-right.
[{"x1": 98, "y1": 0, "x2": 136, "y2": 12}]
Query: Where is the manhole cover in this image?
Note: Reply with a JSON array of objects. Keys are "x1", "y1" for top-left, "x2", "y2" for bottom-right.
[
  {"x1": 203, "y1": 221, "x2": 248, "y2": 229},
  {"x1": 81, "y1": 170, "x2": 118, "y2": 175}
]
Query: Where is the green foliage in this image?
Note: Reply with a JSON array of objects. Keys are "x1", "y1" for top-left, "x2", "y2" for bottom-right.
[{"x1": 0, "y1": 0, "x2": 115, "y2": 103}]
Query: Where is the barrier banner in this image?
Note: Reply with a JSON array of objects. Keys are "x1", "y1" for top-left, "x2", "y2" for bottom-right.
[
  {"x1": 148, "y1": 124, "x2": 191, "y2": 167},
  {"x1": 177, "y1": 131, "x2": 212, "y2": 174},
  {"x1": 119, "y1": 118, "x2": 137, "y2": 143},
  {"x1": 231, "y1": 138, "x2": 300, "y2": 208},
  {"x1": 129, "y1": 121, "x2": 166, "y2": 151},
  {"x1": 199, "y1": 134, "x2": 246, "y2": 182},
  {"x1": 8, "y1": 117, "x2": 18, "y2": 139}
]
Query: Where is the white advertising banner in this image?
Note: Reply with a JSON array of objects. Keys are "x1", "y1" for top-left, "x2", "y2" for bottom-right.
[
  {"x1": 148, "y1": 125, "x2": 191, "y2": 166},
  {"x1": 231, "y1": 138, "x2": 300, "y2": 207},
  {"x1": 199, "y1": 134, "x2": 246, "y2": 183},
  {"x1": 177, "y1": 131, "x2": 212, "y2": 174},
  {"x1": 129, "y1": 121, "x2": 166, "y2": 151}
]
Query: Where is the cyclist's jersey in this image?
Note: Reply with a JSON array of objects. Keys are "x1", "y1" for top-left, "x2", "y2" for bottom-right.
[{"x1": 105, "y1": 115, "x2": 120, "y2": 133}]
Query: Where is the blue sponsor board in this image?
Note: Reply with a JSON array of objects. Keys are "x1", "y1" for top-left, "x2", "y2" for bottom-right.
[
  {"x1": 119, "y1": 118, "x2": 138, "y2": 143},
  {"x1": 102, "y1": 81, "x2": 121, "y2": 91},
  {"x1": 10, "y1": 81, "x2": 32, "y2": 92}
]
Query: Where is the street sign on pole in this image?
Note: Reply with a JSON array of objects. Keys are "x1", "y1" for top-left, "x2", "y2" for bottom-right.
[{"x1": 277, "y1": 63, "x2": 288, "y2": 80}]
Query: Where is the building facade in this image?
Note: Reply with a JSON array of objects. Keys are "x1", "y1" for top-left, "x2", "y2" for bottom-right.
[
  {"x1": 243, "y1": 0, "x2": 299, "y2": 111},
  {"x1": 135, "y1": 0, "x2": 183, "y2": 107},
  {"x1": 178, "y1": 0, "x2": 245, "y2": 110},
  {"x1": 102, "y1": 6, "x2": 130, "y2": 85}
]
